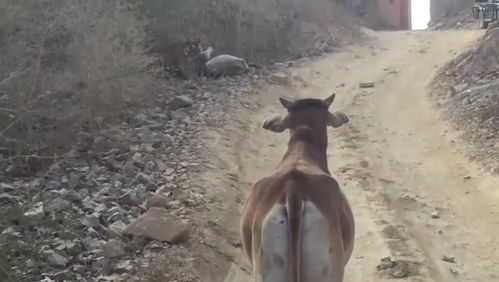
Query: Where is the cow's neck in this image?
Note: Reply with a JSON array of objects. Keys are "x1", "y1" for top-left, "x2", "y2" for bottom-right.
[{"x1": 282, "y1": 125, "x2": 330, "y2": 174}]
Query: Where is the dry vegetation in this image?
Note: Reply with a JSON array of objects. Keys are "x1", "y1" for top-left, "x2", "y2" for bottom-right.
[
  {"x1": 0, "y1": 0, "x2": 359, "y2": 177},
  {"x1": 0, "y1": 0, "x2": 163, "y2": 177},
  {"x1": 432, "y1": 28, "x2": 499, "y2": 174}
]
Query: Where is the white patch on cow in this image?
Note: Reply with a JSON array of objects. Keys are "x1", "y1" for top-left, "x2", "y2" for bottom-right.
[
  {"x1": 301, "y1": 201, "x2": 339, "y2": 282},
  {"x1": 258, "y1": 204, "x2": 289, "y2": 282}
]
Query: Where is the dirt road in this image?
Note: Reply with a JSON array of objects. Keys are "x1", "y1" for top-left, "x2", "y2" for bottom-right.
[{"x1": 195, "y1": 30, "x2": 499, "y2": 282}]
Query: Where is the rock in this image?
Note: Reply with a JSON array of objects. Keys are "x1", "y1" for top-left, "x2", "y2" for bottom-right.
[
  {"x1": 106, "y1": 206, "x2": 126, "y2": 223},
  {"x1": 146, "y1": 194, "x2": 171, "y2": 209},
  {"x1": 101, "y1": 239, "x2": 126, "y2": 258},
  {"x1": 431, "y1": 211, "x2": 440, "y2": 219},
  {"x1": 67, "y1": 190, "x2": 87, "y2": 203},
  {"x1": 462, "y1": 96, "x2": 472, "y2": 106},
  {"x1": 359, "y1": 82, "x2": 375, "y2": 88},
  {"x1": 44, "y1": 199, "x2": 71, "y2": 213},
  {"x1": 118, "y1": 191, "x2": 141, "y2": 206},
  {"x1": 167, "y1": 199, "x2": 182, "y2": 209},
  {"x1": 123, "y1": 207, "x2": 191, "y2": 244},
  {"x1": 0, "y1": 193, "x2": 16, "y2": 205},
  {"x1": 72, "y1": 264, "x2": 87, "y2": 274},
  {"x1": 0, "y1": 183, "x2": 15, "y2": 192},
  {"x1": 55, "y1": 241, "x2": 81, "y2": 256},
  {"x1": 81, "y1": 215, "x2": 100, "y2": 227},
  {"x1": 52, "y1": 270, "x2": 75, "y2": 281},
  {"x1": 270, "y1": 72, "x2": 290, "y2": 85},
  {"x1": 92, "y1": 257, "x2": 112, "y2": 275},
  {"x1": 46, "y1": 251, "x2": 69, "y2": 267},
  {"x1": 169, "y1": 95, "x2": 193, "y2": 110},
  {"x1": 202, "y1": 92, "x2": 212, "y2": 99},
  {"x1": 453, "y1": 83, "x2": 468, "y2": 93},
  {"x1": 1, "y1": 227, "x2": 19, "y2": 237},
  {"x1": 83, "y1": 238, "x2": 103, "y2": 251},
  {"x1": 24, "y1": 202, "x2": 45, "y2": 221},
  {"x1": 104, "y1": 156, "x2": 122, "y2": 172},
  {"x1": 131, "y1": 152, "x2": 144, "y2": 166},
  {"x1": 115, "y1": 259, "x2": 134, "y2": 273},
  {"x1": 109, "y1": 221, "x2": 127, "y2": 238},
  {"x1": 376, "y1": 256, "x2": 394, "y2": 271},
  {"x1": 442, "y1": 255, "x2": 456, "y2": 263}
]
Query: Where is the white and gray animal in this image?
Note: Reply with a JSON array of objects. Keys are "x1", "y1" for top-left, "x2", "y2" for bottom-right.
[
  {"x1": 205, "y1": 54, "x2": 250, "y2": 77},
  {"x1": 192, "y1": 46, "x2": 214, "y2": 76}
]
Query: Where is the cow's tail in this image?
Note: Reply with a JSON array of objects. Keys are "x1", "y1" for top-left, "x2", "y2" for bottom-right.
[{"x1": 285, "y1": 170, "x2": 305, "y2": 282}]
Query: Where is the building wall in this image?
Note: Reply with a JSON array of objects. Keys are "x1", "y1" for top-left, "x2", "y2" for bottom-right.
[
  {"x1": 347, "y1": 0, "x2": 411, "y2": 30},
  {"x1": 376, "y1": 0, "x2": 411, "y2": 29}
]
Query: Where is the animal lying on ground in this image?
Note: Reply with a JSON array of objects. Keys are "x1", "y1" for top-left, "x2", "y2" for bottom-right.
[
  {"x1": 205, "y1": 54, "x2": 250, "y2": 78},
  {"x1": 240, "y1": 94, "x2": 355, "y2": 282}
]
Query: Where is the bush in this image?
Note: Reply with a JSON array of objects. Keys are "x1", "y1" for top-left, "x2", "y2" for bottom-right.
[
  {"x1": 0, "y1": 0, "x2": 163, "y2": 172},
  {"x1": 138, "y1": 0, "x2": 359, "y2": 64}
]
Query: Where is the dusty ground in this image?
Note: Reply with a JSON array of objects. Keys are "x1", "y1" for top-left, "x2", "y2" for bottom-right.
[{"x1": 167, "y1": 29, "x2": 499, "y2": 282}]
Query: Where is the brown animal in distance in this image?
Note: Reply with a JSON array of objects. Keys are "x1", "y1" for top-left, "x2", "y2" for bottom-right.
[
  {"x1": 240, "y1": 94, "x2": 355, "y2": 282},
  {"x1": 162, "y1": 38, "x2": 202, "y2": 80}
]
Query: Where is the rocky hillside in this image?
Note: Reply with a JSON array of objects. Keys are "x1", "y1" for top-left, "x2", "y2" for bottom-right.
[
  {"x1": 0, "y1": 71, "x2": 265, "y2": 281},
  {"x1": 431, "y1": 28, "x2": 499, "y2": 174},
  {"x1": 428, "y1": 0, "x2": 475, "y2": 29}
]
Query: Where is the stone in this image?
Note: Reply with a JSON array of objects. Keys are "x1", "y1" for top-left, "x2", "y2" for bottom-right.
[
  {"x1": 73, "y1": 264, "x2": 87, "y2": 274},
  {"x1": 83, "y1": 238, "x2": 103, "y2": 251},
  {"x1": 81, "y1": 215, "x2": 100, "y2": 227},
  {"x1": 55, "y1": 241, "x2": 77, "y2": 253},
  {"x1": 431, "y1": 211, "x2": 440, "y2": 219},
  {"x1": 0, "y1": 183, "x2": 15, "y2": 192},
  {"x1": 52, "y1": 270, "x2": 75, "y2": 281},
  {"x1": 146, "y1": 194, "x2": 170, "y2": 209},
  {"x1": 123, "y1": 207, "x2": 191, "y2": 243},
  {"x1": 44, "y1": 199, "x2": 71, "y2": 213},
  {"x1": 108, "y1": 221, "x2": 127, "y2": 238},
  {"x1": 453, "y1": 83, "x2": 468, "y2": 93},
  {"x1": 169, "y1": 95, "x2": 193, "y2": 110},
  {"x1": 0, "y1": 193, "x2": 16, "y2": 205},
  {"x1": 359, "y1": 82, "x2": 375, "y2": 88},
  {"x1": 270, "y1": 72, "x2": 290, "y2": 85},
  {"x1": 24, "y1": 202, "x2": 44, "y2": 221},
  {"x1": 46, "y1": 251, "x2": 69, "y2": 267},
  {"x1": 442, "y1": 255, "x2": 456, "y2": 263},
  {"x1": 101, "y1": 239, "x2": 125, "y2": 258},
  {"x1": 118, "y1": 191, "x2": 141, "y2": 206},
  {"x1": 92, "y1": 257, "x2": 112, "y2": 275}
]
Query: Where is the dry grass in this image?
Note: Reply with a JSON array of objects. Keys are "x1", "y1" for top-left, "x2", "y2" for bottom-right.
[
  {"x1": 142, "y1": 0, "x2": 360, "y2": 64},
  {"x1": 0, "y1": 0, "x2": 163, "y2": 174}
]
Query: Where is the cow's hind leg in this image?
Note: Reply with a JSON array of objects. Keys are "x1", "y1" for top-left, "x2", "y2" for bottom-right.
[
  {"x1": 301, "y1": 201, "x2": 344, "y2": 282},
  {"x1": 258, "y1": 204, "x2": 289, "y2": 282}
]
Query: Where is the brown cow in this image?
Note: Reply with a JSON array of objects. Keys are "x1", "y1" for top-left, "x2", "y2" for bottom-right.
[{"x1": 240, "y1": 94, "x2": 354, "y2": 282}]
